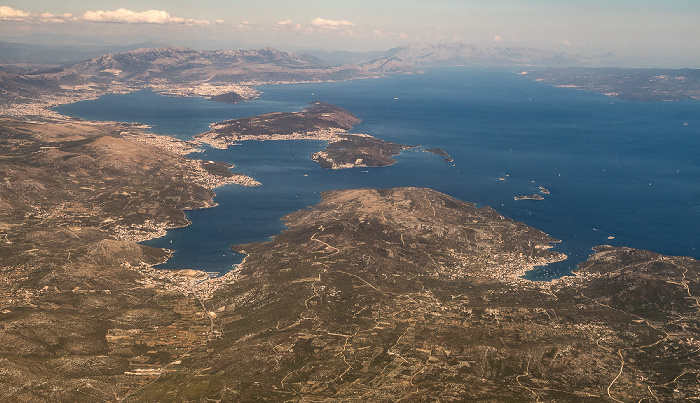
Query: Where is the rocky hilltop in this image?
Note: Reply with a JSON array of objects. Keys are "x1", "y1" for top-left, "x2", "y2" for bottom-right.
[{"x1": 0, "y1": 66, "x2": 61, "y2": 100}]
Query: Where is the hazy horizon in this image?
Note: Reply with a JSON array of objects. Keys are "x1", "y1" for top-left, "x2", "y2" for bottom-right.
[{"x1": 2, "y1": 1, "x2": 699, "y2": 68}]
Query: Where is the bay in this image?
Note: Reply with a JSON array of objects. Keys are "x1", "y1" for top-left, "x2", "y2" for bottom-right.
[{"x1": 54, "y1": 68, "x2": 700, "y2": 280}]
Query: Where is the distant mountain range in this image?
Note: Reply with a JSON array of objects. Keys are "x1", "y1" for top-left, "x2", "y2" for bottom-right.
[
  {"x1": 0, "y1": 46, "x2": 398, "y2": 107},
  {"x1": 62, "y1": 46, "x2": 339, "y2": 84},
  {"x1": 526, "y1": 67, "x2": 700, "y2": 101},
  {"x1": 304, "y1": 49, "x2": 387, "y2": 66},
  {"x1": 7, "y1": 42, "x2": 698, "y2": 111},
  {"x1": 0, "y1": 40, "x2": 164, "y2": 65},
  {"x1": 1, "y1": 41, "x2": 611, "y2": 69},
  {"x1": 58, "y1": 43, "x2": 613, "y2": 83},
  {"x1": 382, "y1": 43, "x2": 614, "y2": 67}
]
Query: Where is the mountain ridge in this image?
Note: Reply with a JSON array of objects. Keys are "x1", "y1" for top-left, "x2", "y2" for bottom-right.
[
  {"x1": 383, "y1": 42, "x2": 614, "y2": 67},
  {"x1": 0, "y1": 46, "x2": 399, "y2": 116}
]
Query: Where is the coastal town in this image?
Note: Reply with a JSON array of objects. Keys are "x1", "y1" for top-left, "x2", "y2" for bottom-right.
[{"x1": 0, "y1": 80, "x2": 259, "y2": 120}]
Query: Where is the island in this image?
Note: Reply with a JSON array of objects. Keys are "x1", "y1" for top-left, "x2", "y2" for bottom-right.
[
  {"x1": 209, "y1": 91, "x2": 246, "y2": 104},
  {"x1": 425, "y1": 147, "x2": 454, "y2": 162},
  {"x1": 196, "y1": 102, "x2": 418, "y2": 169},
  {"x1": 311, "y1": 134, "x2": 415, "y2": 169},
  {"x1": 515, "y1": 193, "x2": 545, "y2": 201},
  {"x1": 424, "y1": 147, "x2": 450, "y2": 157},
  {"x1": 525, "y1": 67, "x2": 700, "y2": 101}
]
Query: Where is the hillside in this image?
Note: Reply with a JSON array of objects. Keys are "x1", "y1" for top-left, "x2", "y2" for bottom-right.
[
  {"x1": 60, "y1": 47, "x2": 337, "y2": 84},
  {"x1": 0, "y1": 46, "x2": 408, "y2": 117}
]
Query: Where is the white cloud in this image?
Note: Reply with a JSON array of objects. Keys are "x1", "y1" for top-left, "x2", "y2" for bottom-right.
[
  {"x1": 83, "y1": 8, "x2": 179, "y2": 23},
  {"x1": 310, "y1": 17, "x2": 355, "y2": 29},
  {"x1": 0, "y1": 6, "x2": 30, "y2": 20},
  {"x1": 274, "y1": 19, "x2": 308, "y2": 32},
  {"x1": 0, "y1": 6, "x2": 72, "y2": 23},
  {"x1": 236, "y1": 21, "x2": 264, "y2": 31},
  {"x1": 40, "y1": 12, "x2": 73, "y2": 23},
  {"x1": 0, "y1": 6, "x2": 208, "y2": 25},
  {"x1": 186, "y1": 18, "x2": 209, "y2": 26},
  {"x1": 81, "y1": 8, "x2": 208, "y2": 25}
]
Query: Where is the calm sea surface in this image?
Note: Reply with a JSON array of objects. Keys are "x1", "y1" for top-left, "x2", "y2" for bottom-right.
[{"x1": 54, "y1": 68, "x2": 700, "y2": 280}]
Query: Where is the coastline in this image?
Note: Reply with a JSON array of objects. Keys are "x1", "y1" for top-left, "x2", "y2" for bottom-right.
[
  {"x1": 195, "y1": 127, "x2": 358, "y2": 149},
  {"x1": 21, "y1": 91, "x2": 571, "y2": 283},
  {"x1": 0, "y1": 82, "x2": 259, "y2": 120},
  {"x1": 8, "y1": 68, "x2": 696, "y2": 280},
  {"x1": 0, "y1": 77, "x2": 276, "y2": 299}
]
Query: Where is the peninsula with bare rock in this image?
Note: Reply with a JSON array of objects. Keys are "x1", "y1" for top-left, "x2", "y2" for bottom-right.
[{"x1": 128, "y1": 188, "x2": 700, "y2": 402}]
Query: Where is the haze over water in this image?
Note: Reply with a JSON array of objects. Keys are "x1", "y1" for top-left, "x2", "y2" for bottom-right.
[{"x1": 55, "y1": 68, "x2": 700, "y2": 280}]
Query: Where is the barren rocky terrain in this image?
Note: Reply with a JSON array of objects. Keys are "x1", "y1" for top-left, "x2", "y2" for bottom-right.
[
  {"x1": 123, "y1": 188, "x2": 700, "y2": 402},
  {"x1": 2, "y1": 119, "x2": 698, "y2": 401},
  {"x1": 0, "y1": 118, "x2": 253, "y2": 401}
]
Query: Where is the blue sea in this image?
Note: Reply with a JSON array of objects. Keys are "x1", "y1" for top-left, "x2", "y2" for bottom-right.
[{"x1": 54, "y1": 68, "x2": 700, "y2": 280}]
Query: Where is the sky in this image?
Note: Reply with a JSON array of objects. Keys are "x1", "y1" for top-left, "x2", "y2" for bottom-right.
[{"x1": 1, "y1": 0, "x2": 699, "y2": 67}]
